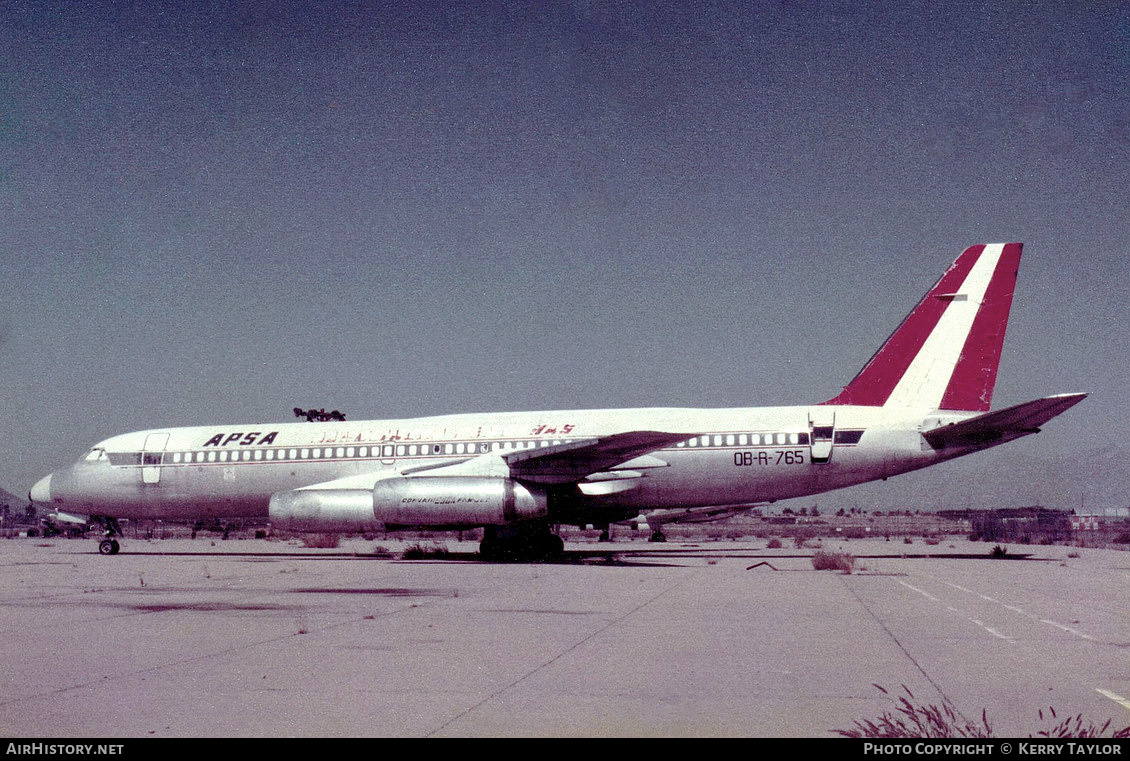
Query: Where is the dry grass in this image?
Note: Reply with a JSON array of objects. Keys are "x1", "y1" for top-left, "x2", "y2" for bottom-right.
[
  {"x1": 835, "y1": 685, "x2": 992, "y2": 738},
  {"x1": 1034, "y1": 707, "x2": 1130, "y2": 739},
  {"x1": 812, "y1": 550, "x2": 854, "y2": 573},
  {"x1": 835, "y1": 685, "x2": 1130, "y2": 738}
]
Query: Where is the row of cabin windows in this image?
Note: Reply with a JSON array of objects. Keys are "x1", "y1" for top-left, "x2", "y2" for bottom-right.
[
  {"x1": 131, "y1": 430, "x2": 862, "y2": 467},
  {"x1": 161, "y1": 438, "x2": 571, "y2": 465},
  {"x1": 677, "y1": 432, "x2": 810, "y2": 448}
]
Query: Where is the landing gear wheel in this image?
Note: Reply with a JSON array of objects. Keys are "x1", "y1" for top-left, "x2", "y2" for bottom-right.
[
  {"x1": 99, "y1": 539, "x2": 120, "y2": 555},
  {"x1": 649, "y1": 530, "x2": 667, "y2": 543},
  {"x1": 479, "y1": 524, "x2": 564, "y2": 562}
]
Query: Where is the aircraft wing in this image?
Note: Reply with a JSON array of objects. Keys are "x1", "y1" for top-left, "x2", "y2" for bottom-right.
[
  {"x1": 923, "y1": 393, "x2": 1087, "y2": 449},
  {"x1": 292, "y1": 430, "x2": 691, "y2": 492},
  {"x1": 503, "y1": 430, "x2": 692, "y2": 484}
]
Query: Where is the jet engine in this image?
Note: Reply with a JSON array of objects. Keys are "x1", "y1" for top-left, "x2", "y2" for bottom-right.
[
  {"x1": 268, "y1": 488, "x2": 377, "y2": 532},
  {"x1": 372, "y1": 476, "x2": 548, "y2": 527},
  {"x1": 269, "y1": 477, "x2": 550, "y2": 532}
]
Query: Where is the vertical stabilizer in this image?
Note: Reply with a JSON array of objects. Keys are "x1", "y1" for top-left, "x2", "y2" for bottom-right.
[{"x1": 824, "y1": 243, "x2": 1022, "y2": 411}]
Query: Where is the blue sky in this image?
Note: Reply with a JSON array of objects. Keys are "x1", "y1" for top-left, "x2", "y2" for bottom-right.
[{"x1": 2, "y1": 1, "x2": 1127, "y2": 511}]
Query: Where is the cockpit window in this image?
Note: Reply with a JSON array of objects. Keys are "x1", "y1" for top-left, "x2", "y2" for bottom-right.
[{"x1": 84, "y1": 448, "x2": 108, "y2": 462}]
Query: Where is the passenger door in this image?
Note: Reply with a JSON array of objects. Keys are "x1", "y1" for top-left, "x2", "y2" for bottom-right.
[
  {"x1": 142, "y1": 433, "x2": 170, "y2": 484},
  {"x1": 808, "y1": 409, "x2": 835, "y2": 463}
]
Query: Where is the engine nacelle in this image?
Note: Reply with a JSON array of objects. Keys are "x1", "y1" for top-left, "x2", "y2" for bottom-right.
[
  {"x1": 373, "y1": 477, "x2": 548, "y2": 528},
  {"x1": 268, "y1": 489, "x2": 379, "y2": 532},
  {"x1": 268, "y1": 478, "x2": 550, "y2": 532}
]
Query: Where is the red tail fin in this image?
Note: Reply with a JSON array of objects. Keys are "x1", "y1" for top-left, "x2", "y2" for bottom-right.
[{"x1": 824, "y1": 243, "x2": 1022, "y2": 411}]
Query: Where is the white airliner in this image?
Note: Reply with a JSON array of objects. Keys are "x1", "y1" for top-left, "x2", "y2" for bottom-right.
[{"x1": 29, "y1": 243, "x2": 1085, "y2": 559}]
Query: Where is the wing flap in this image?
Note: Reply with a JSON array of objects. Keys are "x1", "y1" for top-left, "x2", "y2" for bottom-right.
[
  {"x1": 923, "y1": 393, "x2": 1086, "y2": 449},
  {"x1": 505, "y1": 430, "x2": 690, "y2": 484}
]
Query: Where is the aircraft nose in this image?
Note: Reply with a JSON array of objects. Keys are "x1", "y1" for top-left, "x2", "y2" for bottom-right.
[{"x1": 29, "y1": 474, "x2": 52, "y2": 504}]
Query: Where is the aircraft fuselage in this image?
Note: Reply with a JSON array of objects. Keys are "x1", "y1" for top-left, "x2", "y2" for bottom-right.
[{"x1": 33, "y1": 403, "x2": 982, "y2": 525}]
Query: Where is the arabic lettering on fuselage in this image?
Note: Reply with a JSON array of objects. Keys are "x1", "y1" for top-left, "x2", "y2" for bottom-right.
[{"x1": 200, "y1": 422, "x2": 579, "y2": 448}]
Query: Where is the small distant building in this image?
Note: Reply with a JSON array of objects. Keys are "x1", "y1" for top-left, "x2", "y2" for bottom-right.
[
  {"x1": 937, "y1": 506, "x2": 1072, "y2": 542},
  {"x1": 1071, "y1": 507, "x2": 1130, "y2": 531}
]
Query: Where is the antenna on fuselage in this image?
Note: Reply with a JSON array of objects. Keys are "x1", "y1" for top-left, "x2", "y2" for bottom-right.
[{"x1": 293, "y1": 407, "x2": 346, "y2": 422}]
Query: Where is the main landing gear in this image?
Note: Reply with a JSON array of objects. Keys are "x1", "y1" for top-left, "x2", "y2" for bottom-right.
[
  {"x1": 93, "y1": 517, "x2": 123, "y2": 555},
  {"x1": 479, "y1": 523, "x2": 565, "y2": 562}
]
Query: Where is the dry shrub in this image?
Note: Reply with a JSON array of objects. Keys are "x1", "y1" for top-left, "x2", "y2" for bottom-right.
[
  {"x1": 301, "y1": 533, "x2": 341, "y2": 549},
  {"x1": 766, "y1": 537, "x2": 783, "y2": 549},
  {"x1": 402, "y1": 542, "x2": 449, "y2": 559},
  {"x1": 812, "y1": 550, "x2": 853, "y2": 573}
]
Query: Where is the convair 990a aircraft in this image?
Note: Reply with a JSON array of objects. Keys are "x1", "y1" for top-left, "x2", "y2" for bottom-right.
[{"x1": 30, "y1": 243, "x2": 1085, "y2": 559}]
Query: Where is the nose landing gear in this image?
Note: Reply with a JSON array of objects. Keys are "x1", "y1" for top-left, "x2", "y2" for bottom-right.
[{"x1": 93, "y1": 517, "x2": 123, "y2": 555}]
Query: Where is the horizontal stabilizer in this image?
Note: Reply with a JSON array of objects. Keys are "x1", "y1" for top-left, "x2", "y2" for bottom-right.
[{"x1": 923, "y1": 393, "x2": 1087, "y2": 449}]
